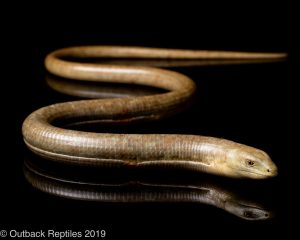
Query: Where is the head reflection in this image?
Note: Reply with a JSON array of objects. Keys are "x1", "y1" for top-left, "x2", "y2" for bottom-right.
[{"x1": 23, "y1": 156, "x2": 273, "y2": 221}]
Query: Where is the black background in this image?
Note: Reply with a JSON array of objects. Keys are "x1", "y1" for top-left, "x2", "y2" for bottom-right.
[{"x1": 1, "y1": 3, "x2": 298, "y2": 239}]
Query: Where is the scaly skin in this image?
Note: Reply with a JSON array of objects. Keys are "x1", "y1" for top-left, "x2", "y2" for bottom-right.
[{"x1": 22, "y1": 46, "x2": 283, "y2": 179}]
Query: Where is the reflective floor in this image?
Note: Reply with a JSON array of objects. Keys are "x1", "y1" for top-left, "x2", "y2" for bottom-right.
[
  {"x1": 1, "y1": 35, "x2": 296, "y2": 238},
  {"x1": 23, "y1": 153, "x2": 274, "y2": 221}
]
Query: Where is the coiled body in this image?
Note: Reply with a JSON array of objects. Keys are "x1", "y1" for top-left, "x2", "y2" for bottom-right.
[{"x1": 22, "y1": 46, "x2": 283, "y2": 178}]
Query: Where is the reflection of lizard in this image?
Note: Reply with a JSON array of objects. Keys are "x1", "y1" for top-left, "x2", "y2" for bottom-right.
[{"x1": 24, "y1": 158, "x2": 272, "y2": 221}]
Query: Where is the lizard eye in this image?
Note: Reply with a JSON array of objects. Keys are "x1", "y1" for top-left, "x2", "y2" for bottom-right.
[
  {"x1": 243, "y1": 211, "x2": 253, "y2": 218},
  {"x1": 247, "y1": 160, "x2": 255, "y2": 166}
]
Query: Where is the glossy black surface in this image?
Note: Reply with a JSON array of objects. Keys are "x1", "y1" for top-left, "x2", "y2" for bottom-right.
[{"x1": 1, "y1": 9, "x2": 297, "y2": 239}]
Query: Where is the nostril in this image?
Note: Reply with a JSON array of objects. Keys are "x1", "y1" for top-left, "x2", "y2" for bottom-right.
[{"x1": 267, "y1": 169, "x2": 270, "y2": 172}]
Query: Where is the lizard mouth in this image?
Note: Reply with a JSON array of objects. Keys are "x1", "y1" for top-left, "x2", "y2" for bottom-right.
[{"x1": 237, "y1": 169, "x2": 274, "y2": 178}]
